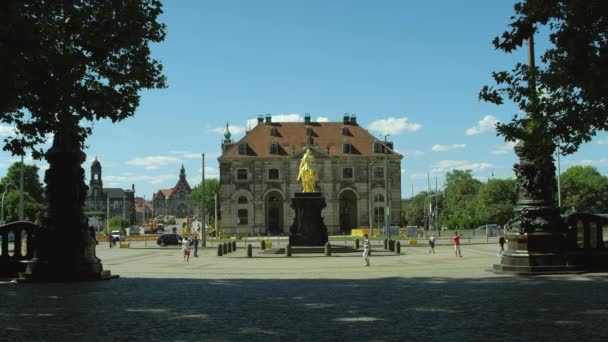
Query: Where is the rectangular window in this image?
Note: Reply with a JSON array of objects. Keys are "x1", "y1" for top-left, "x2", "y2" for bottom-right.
[
  {"x1": 374, "y1": 167, "x2": 384, "y2": 179},
  {"x1": 237, "y1": 209, "x2": 248, "y2": 225},
  {"x1": 238, "y1": 143, "x2": 247, "y2": 154},
  {"x1": 269, "y1": 169, "x2": 279, "y2": 180},
  {"x1": 269, "y1": 143, "x2": 278, "y2": 154},
  {"x1": 373, "y1": 207, "x2": 385, "y2": 227},
  {"x1": 373, "y1": 142, "x2": 383, "y2": 153},
  {"x1": 342, "y1": 167, "x2": 353, "y2": 179},
  {"x1": 237, "y1": 169, "x2": 248, "y2": 180}
]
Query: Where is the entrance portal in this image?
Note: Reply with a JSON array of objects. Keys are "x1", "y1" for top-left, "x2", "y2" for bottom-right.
[
  {"x1": 339, "y1": 190, "x2": 358, "y2": 234},
  {"x1": 266, "y1": 193, "x2": 283, "y2": 235}
]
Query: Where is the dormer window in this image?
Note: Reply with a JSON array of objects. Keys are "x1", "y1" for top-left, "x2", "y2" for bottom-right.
[
  {"x1": 341, "y1": 126, "x2": 348, "y2": 136},
  {"x1": 373, "y1": 142, "x2": 383, "y2": 153},
  {"x1": 306, "y1": 127, "x2": 313, "y2": 137},
  {"x1": 270, "y1": 127, "x2": 278, "y2": 136},
  {"x1": 238, "y1": 143, "x2": 247, "y2": 155},
  {"x1": 342, "y1": 141, "x2": 351, "y2": 154},
  {"x1": 269, "y1": 142, "x2": 278, "y2": 154}
]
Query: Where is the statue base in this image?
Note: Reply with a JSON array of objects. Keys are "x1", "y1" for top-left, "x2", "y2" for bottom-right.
[
  {"x1": 493, "y1": 231, "x2": 581, "y2": 274},
  {"x1": 289, "y1": 192, "x2": 328, "y2": 246}
]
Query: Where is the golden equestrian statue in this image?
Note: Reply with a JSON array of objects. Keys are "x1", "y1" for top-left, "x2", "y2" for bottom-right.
[{"x1": 297, "y1": 148, "x2": 318, "y2": 192}]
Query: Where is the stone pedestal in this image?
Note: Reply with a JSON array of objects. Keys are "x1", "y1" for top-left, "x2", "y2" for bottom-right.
[
  {"x1": 18, "y1": 131, "x2": 112, "y2": 281},
  {"x1": 289, "y1": 192, "x2": 328, "y2": 246}
]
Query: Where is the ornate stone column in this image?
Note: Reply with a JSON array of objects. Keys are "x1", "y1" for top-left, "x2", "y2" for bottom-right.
[{"x1": 20, "y1": 127, "x2": 112, "y2": 281}]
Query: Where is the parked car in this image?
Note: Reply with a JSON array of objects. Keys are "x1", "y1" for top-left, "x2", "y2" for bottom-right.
[
  {"x1": 128, "y1": 226, "x2": 140, "y2": 235},
  {"x1": 156, "y1": 233, "x2": 194, "y2": 247},
  {"x1": 110, "y1": 230, "x2": 124, "y2": 242}
]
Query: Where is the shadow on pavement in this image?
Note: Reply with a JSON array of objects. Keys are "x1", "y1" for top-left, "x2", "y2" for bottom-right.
[{"x1": 2, "y1": 276, "x2": 608, "y2": 341}]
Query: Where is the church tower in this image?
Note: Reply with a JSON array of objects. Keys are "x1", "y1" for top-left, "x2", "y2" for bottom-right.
[{"x1": 89, "y1": 157, "x2": 103, "y2": 211}]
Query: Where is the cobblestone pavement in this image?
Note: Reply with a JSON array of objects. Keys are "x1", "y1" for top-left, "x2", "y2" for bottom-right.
[{"x1": 2, "y1": 244, "x2": 608, "y2": 341}]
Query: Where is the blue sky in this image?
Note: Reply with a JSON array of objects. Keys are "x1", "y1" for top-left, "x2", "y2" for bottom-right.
[{"x1": 1, "y1": 0, "x2": 607, "y2": 199}]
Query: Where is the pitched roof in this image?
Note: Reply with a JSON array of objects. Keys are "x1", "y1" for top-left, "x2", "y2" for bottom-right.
[{"x1": 219, "y1": 121, "x2": 402, "y2": 159}]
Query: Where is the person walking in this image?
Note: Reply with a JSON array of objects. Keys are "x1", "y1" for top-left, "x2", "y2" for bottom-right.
[
  {"x1": 362, "y1": 233, "x2": 371, "y2": 266},
  {"x1": 452, "y1": 231, "x2": 462, "y2": 257},
  {"x1": 107, "y1": 234, "x2": 113, "y2": 248},
  {"x1": 193, "y1": 234, "x2": 199, "y2": 257},
  {"x1": 182, "y1": 237, "x2": 190, "y2": 262},
  {"x1": 428, "y1": 234, "x2": 436, "y2": 253},
  {"x1": 498, "y1": 235, "x2": 506, "y2": 255}
]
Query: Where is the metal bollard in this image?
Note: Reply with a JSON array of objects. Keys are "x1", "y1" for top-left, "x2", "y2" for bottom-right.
[
  {"x1": 395, "y1": 241, "x2": 401, "y2": 254},
  {"x1": 384, "y1": 238, "x2": 388, "y2": 249},
  {"x1": 389, "y1": 239, "x2": 395, "y2": 252},
  {"x1": 232, "y1": 241, "x2": 237, "y2": 251},
  {"x1": 286, "y1": 244, "x2": 292, "y2": 257},
  {"x1": 227, "y1": 241, "x2": 232, "y2": 253},
  {"x1": 355, "y1": 239, "x2": 360, "y2": 249},
  {"x1": 247, "y1": 244, "x2": 252, "y2": 258},
  {"x1": 223, "y1": 242, "x2": 227, "y2": 254},
  {"x1": 324, "y1": 242, "x2": 331, "y2": 256},
  {"x1": 261, "y1": 240, "x2": 266, "y2": 250},
  {"x1": 217, "y1": 244, "x2": 223, "y2": 256}
]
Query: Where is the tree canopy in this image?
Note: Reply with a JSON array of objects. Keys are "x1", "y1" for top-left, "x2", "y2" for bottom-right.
[
  {"x1": 192, "y1": 179, "x2": 221, "y2": 225},
  {"x1": 0, "y1": 162, "x2": 44, "y2": 202},
  {"x1": 560, "y1": 166, "x2": 608, "y2": 212},
  {"x1": 0, "y1": 0, "x2": 166, "y2": 158},
  {"x1": 480, "y1": 1, "x2": 608, "y2": 154}
]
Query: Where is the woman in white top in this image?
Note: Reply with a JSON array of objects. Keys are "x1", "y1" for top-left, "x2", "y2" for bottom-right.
[
  {"x1": 362, "y1": 233, "x2": 371, "y2": 266},
  {"x1": 182, "y1": 237, "x2": 190, "y2": 262}
]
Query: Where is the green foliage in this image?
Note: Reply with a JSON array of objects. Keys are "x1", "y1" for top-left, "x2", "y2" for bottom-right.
[
  {"x1": 192, "y1": 179, "x2": 220, "y2": 224},
  {"x1": 0, "y1": 0, "x2": 167, "y2": 158},
  {"x1": 401, "y1": 191, "x2": 444, "y2": 228},
  {"x1": 441, "y1": 170, "x2": 482, "y2": 228},
  {"x1": 473, "y1": 178, "x2": 517, "y2": 226},
  {"x1": 1, "y1": 189, "x2": 44, "y2": 223},
  {"x1": 480, "y1": 1, "x2": 608, "y2": 154},
  {"x1": 108, "y1": 215, "x2": 130, "y2": 231},
  {"x1": 0, "y1": 162, "x2": 44, "y2": 202},
  {"x1": 560, "y1": 166, "x2": 608, "y2": 212}
]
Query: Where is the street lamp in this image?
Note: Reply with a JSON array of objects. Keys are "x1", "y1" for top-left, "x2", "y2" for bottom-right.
[
  {"x1": 384, "y1": 134, "x2": 390, "y2": 239},
  {"x1": 368, "y1": 161, "x2": 375, "y2": 236},
  {"x1": 1, "y1": 184, "x2": 15, "y2": 225}
]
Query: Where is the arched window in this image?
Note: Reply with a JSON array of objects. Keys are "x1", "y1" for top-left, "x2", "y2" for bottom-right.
[{"x1": 238, "y1": 196, "x2": 248, "y2": 204}]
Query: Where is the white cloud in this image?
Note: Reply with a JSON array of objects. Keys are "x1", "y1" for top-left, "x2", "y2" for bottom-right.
[
  {"x1": 490, "y1": 141, "x2": 517, "y2": 155},
  {"x1": 409, "y1": 173, "x2": 430, "y2": 180},
  {"x1": 316, "y1": 117, "x2": 329, "y2": 122},
  {"x1": 432, "y1": 144, "x2": 466, "y2": 152},
  {"x1": 466, "y1": 115, "x2": 499, "y2": 136},
  {"x1": 169, "y1": 150, "x2": 202, "y2": 159},
  {"x1": 367, "y1": 117, "x2": 422, "y2": 135},
  {"x1": 579, "y1": 158, "x2": 608, "y2": 166},
  {"x1": 403, "y1": 150, "x2": 425, "y2": 157},
  {"x1": 597, "y1": 137, "x2": 608, "y2": 145},
  {"x1": 104, "y1": 174, "x2": 177, "y2": 187},
  {"x1": 431, "y1": 160, "x2": 493, "y2": 174},
  {"x1": 0, "y1": 124, "x2": 16, "y2": 137},
  {"x1": 125, "y1": 156, "x2": 180, "y2": 170},
  {"x1": 198, "y1": 166, "x2": 219, "y2": 178},
  {"x1": 211, "y1": 124, "x2": 247, "y2": 135}
]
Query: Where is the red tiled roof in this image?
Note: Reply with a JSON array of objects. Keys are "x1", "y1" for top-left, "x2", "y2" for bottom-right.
[{"x1": 220, "y1": 121, "x2": 403, "y2": 159}]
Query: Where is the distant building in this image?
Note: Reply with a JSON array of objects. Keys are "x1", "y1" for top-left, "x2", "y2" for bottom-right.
[
  {"x1": 218, "y1": 113, "x2": 403, "y2": 236},
  {"x1": 135, "y1": 196, "x2": 153, "y2": 224},
  {"x1": 152, "y1": 165, "x2": 195, "y2": 218},
  {"x1": 85, "y1": 157, "x2": 136, "y2": 227}
]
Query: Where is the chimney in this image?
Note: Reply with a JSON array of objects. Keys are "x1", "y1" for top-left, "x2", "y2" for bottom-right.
[
  {"x1": 132, "y1": 184, "x2": 135, "y2": 191},
  {"x1": 350, "y1": 114, "x2": 357, "y2": 125},
  {"x1": 304, "y1": 113, "x2": 311, "y2": 125},
  {"x1": 257, "y1": 115, "x2": 264, "y2": 124},
  {"x1": 343, "y1": 113, "x2": 350, "y2": 125},
  {"x1": 265, "y1": 113, "x2": 272, "y2": 125}
]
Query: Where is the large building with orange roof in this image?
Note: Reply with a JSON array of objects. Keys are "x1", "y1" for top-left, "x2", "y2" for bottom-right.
[
  {"x1": 152, "y1": 165, "x2": 195, "y2": 218},
  {"x1": 218, "y1": 113, "x2": 403, "y2": 236}
]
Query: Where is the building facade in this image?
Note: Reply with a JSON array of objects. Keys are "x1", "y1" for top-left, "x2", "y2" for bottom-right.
[
  {"x1": 85, "y1": 157, "x2": 136, "y2": 227},
  {"x1": 152, "y1": 165, "x2": 195, "y2": 218},
  {"x1": 218, "y1": 114, "x2": 403, "y2": 236}
]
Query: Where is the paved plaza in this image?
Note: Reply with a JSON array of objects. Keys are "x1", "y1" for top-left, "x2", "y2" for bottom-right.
[{"x1": 2, "y1": 244, "x2": 608, "y2": 341}]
